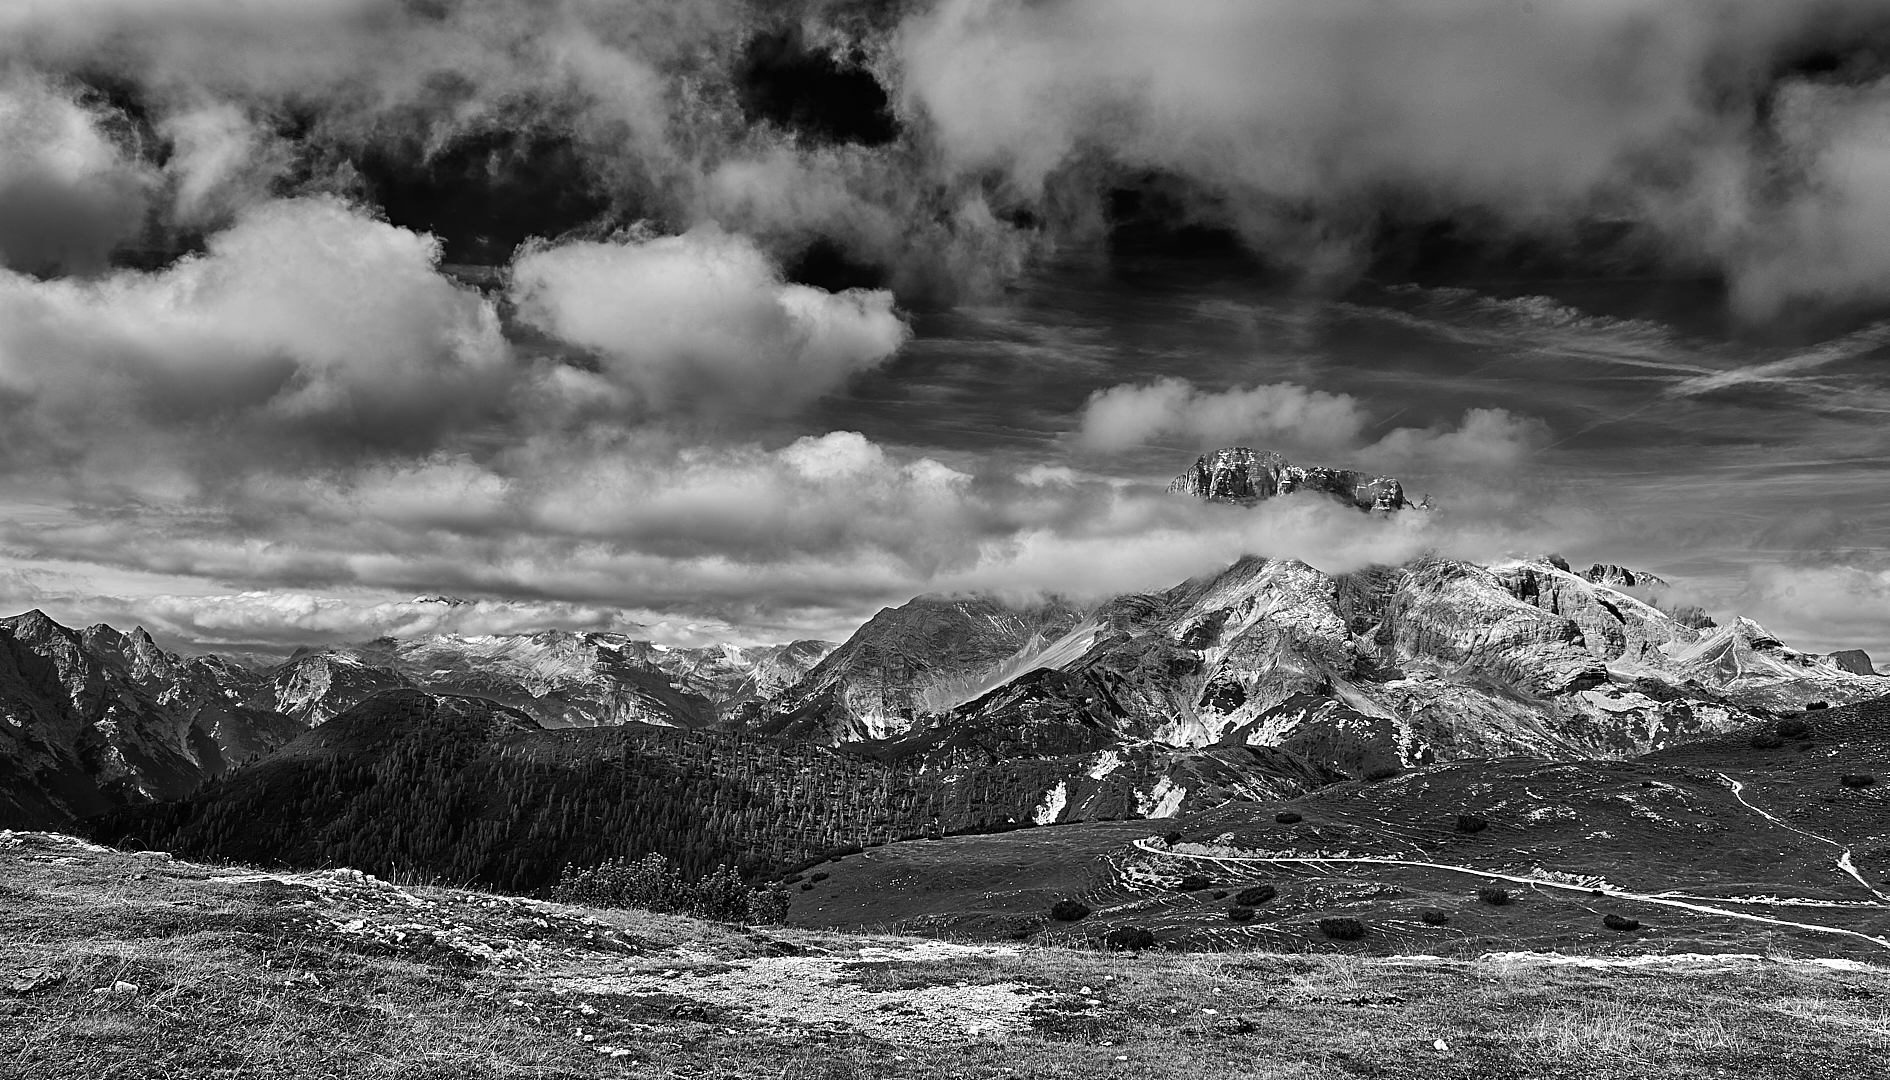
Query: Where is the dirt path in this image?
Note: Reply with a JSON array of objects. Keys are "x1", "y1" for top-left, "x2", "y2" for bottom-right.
[
  {"x1": 1716, "y1": 772, "x2": 1890, "y2": 903},
  {"x1": 1130, "y1": 838, "x2": 1890, "y2": 952}
]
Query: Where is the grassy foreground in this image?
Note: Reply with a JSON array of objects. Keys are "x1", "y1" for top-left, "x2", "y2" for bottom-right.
[{"x1": 3, "y1": 830, "x2": 1886, "y2": 1079}]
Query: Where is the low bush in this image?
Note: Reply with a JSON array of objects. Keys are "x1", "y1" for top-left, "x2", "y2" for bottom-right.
[
  {"x1": 1275, "y1": 811, "x2": 1303, "y2": 824},
  {"x1": 1317, "y1": 917, "x2": 1367, "y2": 941},
  {"x1": 1603, "y1": 913, "x2": 1641, "y2": 932},
  {"x1": 810, "y1": 871, "x2": 830, "y2": 882},
  {"x1": 1777, "y1": 718, "x2": 1812, "y2": 738},
  {"x1": 1226, "y1": 906, "x2": 1256, "y2": 923},
  {"x1": 1234, "y1": 884, "x2": 1277, "y2": 906},
  {"x1": 1176, "y1": 874, "x2": 1212, "y2": 892},
  {"x1": 1049, "y1": 900, "x2": 1091, "y2": 922},
  {"x1": 552, "y1": 854, "x2": 786, "y2": 923},
  {"x1": 1102, "y1": 926, "x2": 1157, "y2": 951},
  {"x1": 1210, "y1": 889, "x2": 1229, "y2": 900},
  {"x1": 1456, "y1": 814, "x2": 1489, "y2": 834},
  {"x1": 1362, "y1": 764, "x2": 1403, "y2": 783},
  {"x1": 799, "y1": 881, "x2": 814, "y2": 891},
  {"x1": 1807, "y1": 701, "x2": 1830, "y2": 710},
  {"x1": 1420, "y1": 909, "x2": 1452, "y2": 926},
  {"x1": 782, "y1": 873, "x2": 804, "y2": 884},
  {"x1": 1842, "y1": 774, "x2": 1878, "y2": 788},
  {"x1": 1163, "y1": 831, "x2": 1183, "y2": 845},
  {"x1": 1477, "y1": 884, "x2": 1511, "y2": 906},
  {"x1": 1749, "y1": 733, "x2": 1784, "y2": 750}
]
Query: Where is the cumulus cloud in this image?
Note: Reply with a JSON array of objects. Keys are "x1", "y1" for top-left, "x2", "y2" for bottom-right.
[
  {"x1": 1360, "y1": 407, "x2": 1550, "y2": 467},
  {"x1": 0, "y1": 196, "x2": 507, "y2": 470},
  {"x1": 1074, "y1": 377, "x2": 1364, "y2": 453},
  {"x1": 1070, "y1": 378, "x2": 1548, "y2": 472},
  {"x1": 509, "y1": 227, "x2": 909, "y2": 413}
]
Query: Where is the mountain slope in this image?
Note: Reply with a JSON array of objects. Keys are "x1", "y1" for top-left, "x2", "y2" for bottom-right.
[
  {"x1": 898, "y1": 554, "x2": 1883, "y2": 788},
  {"x1": 0, "y1": 612, "x2": 299, "y2": 828},
  {"x1": 754, "y1": 595, "x2": 1084, "y2": 743}
]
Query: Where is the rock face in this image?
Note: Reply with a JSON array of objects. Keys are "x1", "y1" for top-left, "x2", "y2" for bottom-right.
[
  {"x1": 0, "y1": 612, "x2": 299, "y2": 828},
  {"x1": 845, "y1": 555, "x2": 1884, "y2": 813},
  {"x1": 258, "y1": 632, "x2": 837, "y2": 732},
  {"x1": 755, "y1": 596, "x2": 1085, "y2": 743},
  {"x1": 1168, "y1": 447, "x2": 1408, "y2": 511},
  {"x1": 1828, "y1": 649, "x2": 1879, "y2": 677}
]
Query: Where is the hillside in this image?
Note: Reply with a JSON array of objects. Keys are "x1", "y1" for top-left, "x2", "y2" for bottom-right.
[
  {"x1": 790, "y1": 694, "x2": 1890, "y2": 960},
  {"x1": 86, "y1": 689, "x2": 1332, "y2": 890},
  {"x1": 5, "y1": 829, "x2": 1888, "y2": 1080}
]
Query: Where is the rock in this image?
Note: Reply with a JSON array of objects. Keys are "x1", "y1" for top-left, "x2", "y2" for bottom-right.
[
  {"x1": 6, "y1": 969, "x2": 60, "y2": 995},
  {"x1": 105, "y1": 981, "x2": 139, "y2": 995},
  {"x1": 1581, "y1": 564, "x2": 1668, "y2": 589},
  {"x1": 1828, "y1": 650, "x2": 1878, "y2": 677},
  {"x1": 1168, "y1": 447, "x2": 1408, "y2": 512}
]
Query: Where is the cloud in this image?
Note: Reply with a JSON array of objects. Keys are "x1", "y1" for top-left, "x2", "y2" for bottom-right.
[
  {"x1": 508, "y1": 227, "x2": 909, "y2": 414},
  {"x1": 1073, "y1": 377, "x2": 1365, "y2": 453},
  {"x1": 1360, "y1": 407, "x2": 1550, "y2": 467},
  {"x1": 0, "y1": 72, "x2": 153, "y2": 274},
  {"x1": 1735, "y1": 562, "x2": 1890, "y2": 659},
  {"x1": 0, "y1": 196, "x2": 507, "y2": 471},
  {"x1": 1070, "y1": 378, "x2": 1548, "y2": 472}
]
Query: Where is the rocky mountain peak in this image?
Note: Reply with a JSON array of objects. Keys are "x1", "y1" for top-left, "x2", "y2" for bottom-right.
[{"x1": 1168, "y1": 447, "x2": 1409, "y2": 512}]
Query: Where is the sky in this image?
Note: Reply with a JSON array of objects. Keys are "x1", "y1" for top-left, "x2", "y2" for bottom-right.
[{"x1": 0, "y1": 0, "x2": 1889, "y2": 660}]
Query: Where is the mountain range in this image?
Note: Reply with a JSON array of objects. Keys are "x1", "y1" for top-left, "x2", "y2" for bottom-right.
[{"x1": 4, "y1": 448, "x2": 1886, "y2": 904}]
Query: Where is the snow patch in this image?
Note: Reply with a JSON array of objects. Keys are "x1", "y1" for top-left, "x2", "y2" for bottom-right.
[
  {"x1": 1087, "y1": 750, "x2": 1123, "y2": 780},
  {"x1": 1136, "y1": 777, "x2": 1187, "y2": 819},
  {"x1": 1032, "y1": 781, "x2": 1068, "y2": 826}
]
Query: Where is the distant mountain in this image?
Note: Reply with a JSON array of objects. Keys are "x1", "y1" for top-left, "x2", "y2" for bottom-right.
[
  {"x1": 752, "y1": 596, "x2": 1085, "y2": 743},
  {"x1": 0, "y1": 611, "x2": 298, "y2": 828},
  {"x1": 249, "y1": 632, "x2": 836, "y2": 732},
  {"x1": 872, "y1": 554, "x2": 1883, "y2": 790},
  {"x1": 1169, "y1": 447, "x2": 1410, "y2": 511}
]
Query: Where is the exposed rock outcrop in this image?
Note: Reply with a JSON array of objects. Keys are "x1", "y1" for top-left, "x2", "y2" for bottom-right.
[
  {"x1": 0, "y1": 612, "x2": 298, "y2": 828},
  {"x1": 1168, "y1": 447, "x2": 1408, "y2": 511}
]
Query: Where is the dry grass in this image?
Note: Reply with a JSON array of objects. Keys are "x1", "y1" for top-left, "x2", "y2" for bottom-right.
[{"x1": 4, "y1": 833, "x2": 1889, "y2": 1079}]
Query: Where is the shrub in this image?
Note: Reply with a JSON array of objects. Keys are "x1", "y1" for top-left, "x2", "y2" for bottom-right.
[
  {"x1": 1102, "y1": 927, "x2": 1157, "y2": 951},
  {"x1": 1004, "y1": 918, "x2": 1044, "y2": 941},
  {"x1": 1163, "y1": 831, "x2": 1183, "y2": 845},
  {"x1": 1049, "y1": 900, "x2": 1091, "y2": 922},
  {"x1": 1176, "y1": 874, "x2": 1212, "y2": 892},
  {"x1": 552, "y1": 854, "x2": 786, "y2": 923},
  {"x1": 799, "y1": 882, "x2": 814, "y2": 891},
  {"x1": 1749, "y1": 733, "x2": 1784, "y2": 750},
  {"x1": 1602, "y1": 914, "x2": 1641, "y2": 932},
  {"x1": 810, "y1": 871, "x2": 830, "y2": 882},
  {"x1": 1362, "y1": 764, "x2": 1403, "y2": 782},
  {"x1": 1842, "y1": 774, "x2": 1878, "y2": 789},
  {"x1": 1477, "y1": 884, "x2": 1511, "y2": 906},
  {"x1": 1420, "y1": 909, "x2": 1451, "y2": 926},
  {"x1": 1234, "y1": 884, "x2": 1277, "y2": 906},
  {"x1": 1456, "y1": 814, "x2": 1489, "y2": 834},
  {"x1": 782, "y1": 873, "x2": 805, "y2": 884},
  {"x1": 1275, "y1": 811, "x2": 1303, "y2": 824},
  {"x1": 1227, "y1": 906, "x2": 1256, "y2": 923},
  {"x1": 1317, "y1": 917, "x2": 1367, "y2": 941},
  {"x1": 1210, "y1": 889, "x2": 1229, "y2": 900},
  {"x1": 1807, "y1": 701, "x2": 1830, "y2": 710},
  {"x1": 1777, "y1": 718, "x2": 1812, "y2": 738}
]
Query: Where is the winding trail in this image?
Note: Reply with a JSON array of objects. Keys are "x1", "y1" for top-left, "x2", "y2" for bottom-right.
[
  {"x1": 1716, "y1": 772, "x2": 1890, "y2": 903},
  {"x1": 1129, "y1": 838, "x2": 1890, "y2": 952}
]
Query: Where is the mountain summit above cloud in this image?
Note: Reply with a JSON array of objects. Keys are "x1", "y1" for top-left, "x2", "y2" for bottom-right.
[{"x1": 1168, "y1": 447, "x2": 1413, "y2": 512}]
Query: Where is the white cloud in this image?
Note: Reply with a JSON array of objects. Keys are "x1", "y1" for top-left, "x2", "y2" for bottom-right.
[
  {"x1": 509, "y1": 227, "x2": 909, "y2": 414},
  {"x1": 0, "y1": 196, "x2": 507, "y2": 465},
  {"x1": 1361, "y1": 407, "x2": 1549, "y2": 467},
  {"x1": 1736, "y1": 563, "x2": 1890, "y2": 660},
  {"x1": 1074, "y1": 377, "x2": 1366, "y2": 453}
]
